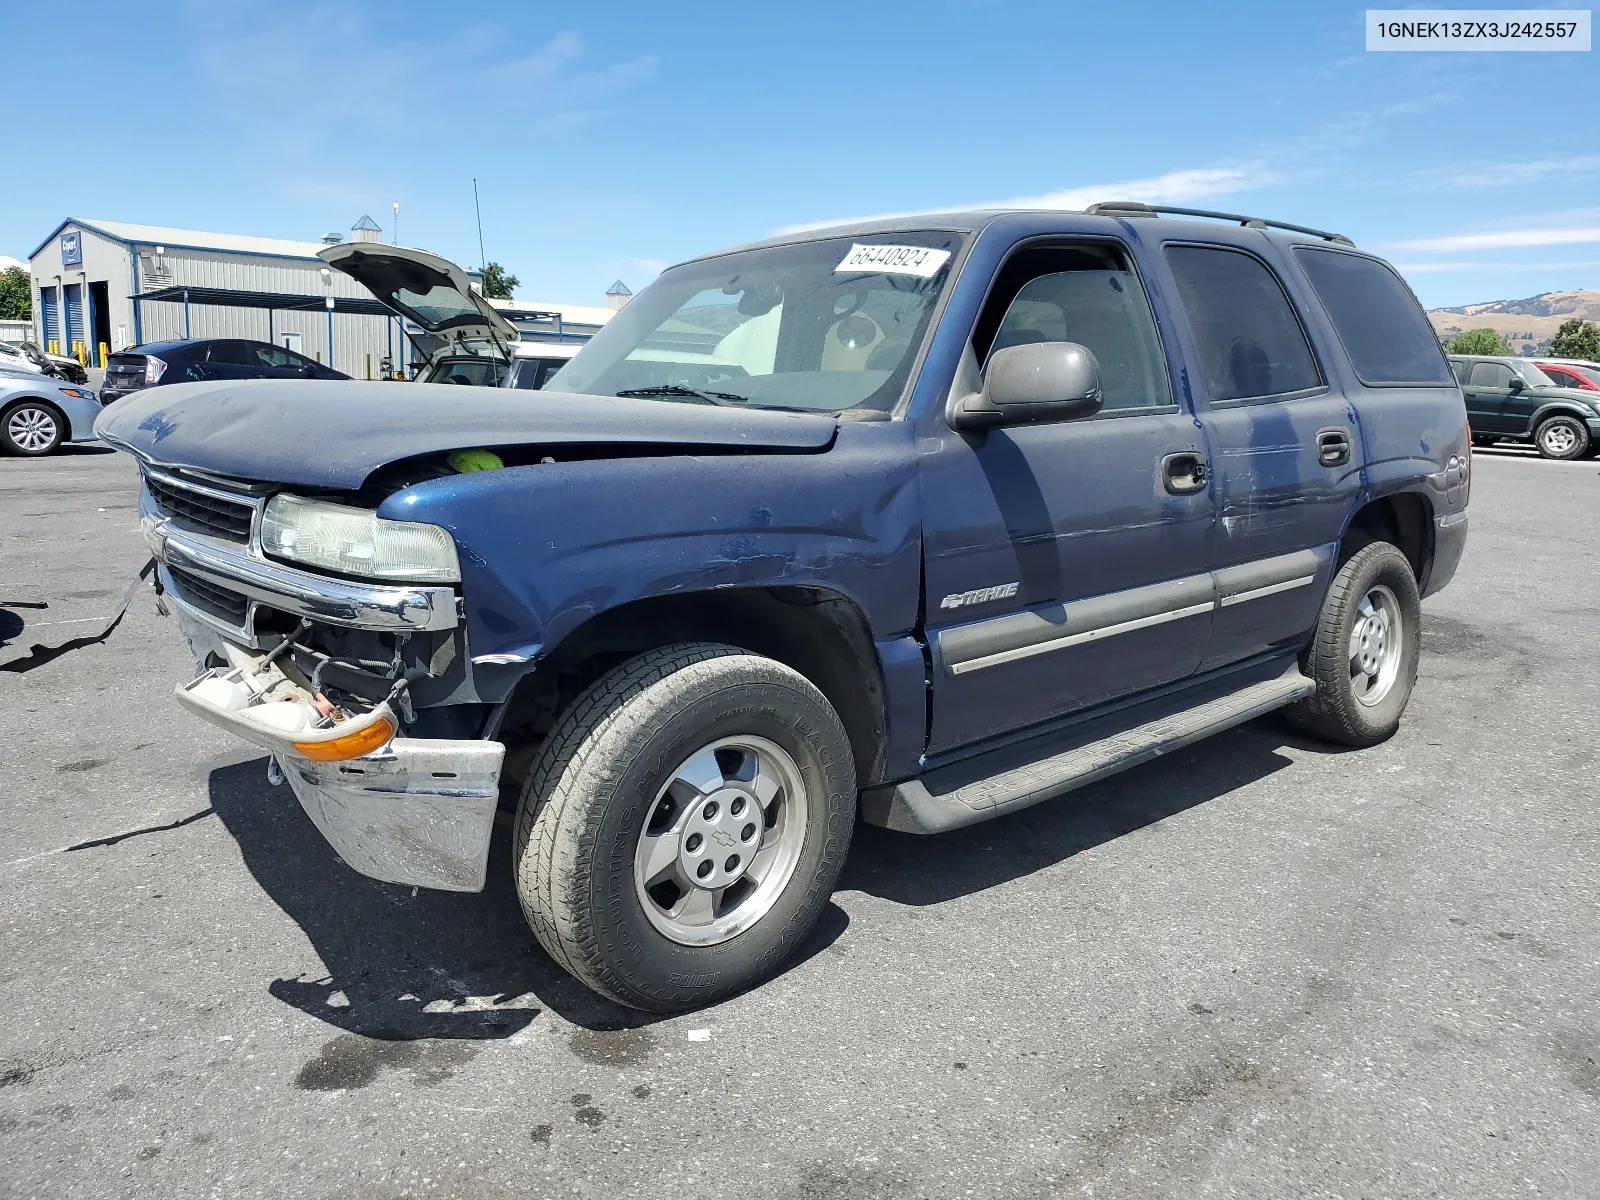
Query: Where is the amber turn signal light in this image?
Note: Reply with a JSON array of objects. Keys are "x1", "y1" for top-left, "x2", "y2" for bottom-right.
[{"x1": 291, "y1": 717, "x2": 396, "y2": 761}]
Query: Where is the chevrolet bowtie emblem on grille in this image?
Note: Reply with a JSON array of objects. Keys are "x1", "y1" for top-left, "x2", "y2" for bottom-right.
[{"x1": 940, "y1": 582, "x2": 1019, "y2": 610}]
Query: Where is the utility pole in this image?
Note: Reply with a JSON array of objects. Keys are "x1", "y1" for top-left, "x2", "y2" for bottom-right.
[{"x1": 393, "y1": 201, "x2": 400, "y2": 246}]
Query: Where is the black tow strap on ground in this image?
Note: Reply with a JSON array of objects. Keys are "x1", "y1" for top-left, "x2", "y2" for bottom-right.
[{"x1": 0, "y1": 559, "x2": 158, "y2": 675}]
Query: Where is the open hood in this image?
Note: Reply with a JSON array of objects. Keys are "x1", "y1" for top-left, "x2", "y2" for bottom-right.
[
  {"x1": 94, "y1": 378, "x2": 838, "y2": 490},
  {"x1": 318, "y1": 243, "x2": 520, "y2": 346}
]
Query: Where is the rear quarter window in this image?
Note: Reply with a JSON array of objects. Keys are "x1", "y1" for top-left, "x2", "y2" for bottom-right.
[
  {"x1": 1293, "y1": 248, "x2": 1453, "y2": 386},
  {"x1": 1163, "y1": 243, "x2": 1322, "y2": 402}
]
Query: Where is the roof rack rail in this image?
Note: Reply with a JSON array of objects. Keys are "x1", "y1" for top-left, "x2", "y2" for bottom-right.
[{"x1": 1084, "y1": 200, "x2": 1355, "y2": 247}]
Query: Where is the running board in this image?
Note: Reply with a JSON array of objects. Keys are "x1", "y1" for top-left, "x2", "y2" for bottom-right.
[{"x1": 861, "y1": 661, "x2": 1313, "y2": 834}]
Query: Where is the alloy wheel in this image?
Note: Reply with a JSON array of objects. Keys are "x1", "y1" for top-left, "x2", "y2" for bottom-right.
[
  {"x1": 1540, "y1": 422, "x2": 1578, "y2": 456},
  {"x1": 1350, "y1": 584, "x2": 1402, "y2": 707},
  {"x1": 633, "y1": 736, "x2": 810, "y2": 947},
  {"x1": 6, "y1": 406, "x2": 59, "y2": 453}
]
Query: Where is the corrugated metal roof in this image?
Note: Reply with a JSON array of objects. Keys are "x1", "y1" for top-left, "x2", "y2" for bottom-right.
[{"x1": 81, "y1": 219, "x2": 330, "y2": 258}]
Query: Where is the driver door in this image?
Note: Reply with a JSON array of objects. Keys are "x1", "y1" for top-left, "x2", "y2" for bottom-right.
[{"x1": 919, "y1": 240, "x2": 1214, "y2": 754}]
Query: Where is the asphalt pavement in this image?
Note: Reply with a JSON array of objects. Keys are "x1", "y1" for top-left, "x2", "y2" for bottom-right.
[{"x1": 2, "y1": 445, "x2": 1597, "y2": 1199}]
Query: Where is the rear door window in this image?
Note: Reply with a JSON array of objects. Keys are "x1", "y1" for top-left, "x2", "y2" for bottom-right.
[
  {"x1": 1163, "y1": 244, "x2": 1322, "y2": 402},
  {"x1": 1468, "y1": 362, "x2": 1513, "y2": 388},
  {"x1": 1292, "y1": 248, "x2": 1453, "y2": 386},
  {"x1": 206, "y1": 341, "x2": 255, "y2": 366}
]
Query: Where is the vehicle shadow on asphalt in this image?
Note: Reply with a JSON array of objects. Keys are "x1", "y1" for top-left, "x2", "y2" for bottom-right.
[
  {"x1": 207, "y1": 759, "x2": 849, "y2": 1041},
  {"x1": 0, "y1": 608, "x2": 24, "y2": 649},
  {"x1": 840, "y1": 719, "x2": 1309, "y2": 907}
]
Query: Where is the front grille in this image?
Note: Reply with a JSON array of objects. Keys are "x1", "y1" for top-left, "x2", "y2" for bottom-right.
[
  {"x1": 146, "y1": 474, "x2": 255, "y2": 543},
  {"x1": 166, "y1": 565, "x2": 249, "y2": 627}
]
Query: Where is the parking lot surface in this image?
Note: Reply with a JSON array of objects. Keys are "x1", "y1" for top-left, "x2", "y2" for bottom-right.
[{"x1": 2, "y1": 446, "x2": 1598, "y2": 1198}]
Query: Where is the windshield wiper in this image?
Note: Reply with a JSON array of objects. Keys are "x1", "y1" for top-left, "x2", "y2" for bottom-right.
[{"x1": 615, "y1": 385, "x2": 749, "y2": 406}]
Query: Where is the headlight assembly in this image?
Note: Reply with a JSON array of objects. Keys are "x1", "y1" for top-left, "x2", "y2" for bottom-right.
[{"x1": 262, "y1": 494, "x2": 460, "y2": 583}]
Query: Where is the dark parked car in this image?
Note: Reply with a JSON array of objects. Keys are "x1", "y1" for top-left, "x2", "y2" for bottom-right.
[
  {"x1": 1448, "y1": 354, "x2": 1600, "y2": 459},
  {"x1": 99, "y1": 338, "x2": 349, "y2": 405},
  {"x1": 100, "y1": 203, "x2": 1468, "y2": 1012}
]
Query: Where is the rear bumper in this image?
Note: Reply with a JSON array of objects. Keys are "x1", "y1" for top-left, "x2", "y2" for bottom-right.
[
  {"x1": 1423, "y1": 510, "x2": 1468, "y2": 598},
  {"x1": 176, "y1": 657, "x2": 503, "y2": 892}
]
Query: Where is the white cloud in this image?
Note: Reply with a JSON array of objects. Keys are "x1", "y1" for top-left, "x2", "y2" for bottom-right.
[
  {"x1": 775, "y1": 164, "x2": 1275, "y2": 234},
  {"x1": 992, "y1": 166, "x2": 1273, "y2": 211},
  {"x1": 1393, "y1": 259, "x2": 1600, "y2": 274},
  {"x1": 1416, "y1": 156, "x2": 1600, "y2": 188},
  {"x1": 1386, "y1": 226, "x2": 1600, "y2": 252},
  {"x1": 0, "y1": 255, "x2": 25, "y2": 272}
]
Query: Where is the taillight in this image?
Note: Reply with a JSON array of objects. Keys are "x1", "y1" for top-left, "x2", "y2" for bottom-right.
[{"x1": 144, "y1": 356, "x2": 167, "y2": 385}]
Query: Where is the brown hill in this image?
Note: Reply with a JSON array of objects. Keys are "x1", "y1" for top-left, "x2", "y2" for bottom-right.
[{"x1": 1427, "y1": 289, "x2": 1600, "y2": 352}]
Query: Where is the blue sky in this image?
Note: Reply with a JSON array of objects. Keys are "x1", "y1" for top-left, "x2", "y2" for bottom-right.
[{"x1": 3, "y1": 0, "x2": 1596, "y2": 308}]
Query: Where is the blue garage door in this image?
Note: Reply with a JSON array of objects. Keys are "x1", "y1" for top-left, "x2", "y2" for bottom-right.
[
  {"x1": 64, "y1": 283, "x2": 84, "y2": 357},
  {"x1": 40, "y1": 287, "x2": 59, "y2": 346}
]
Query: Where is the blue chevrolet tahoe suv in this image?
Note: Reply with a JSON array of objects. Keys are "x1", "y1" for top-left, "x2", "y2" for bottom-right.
[{"x1": 98, "y1": 203, "x2": 1470, "y2": 1011}]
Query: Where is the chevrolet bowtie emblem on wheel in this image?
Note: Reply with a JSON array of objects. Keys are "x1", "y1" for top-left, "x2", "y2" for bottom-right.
[{"x1": 940, "y1": 583, "x2": 1019, "y2": 610}]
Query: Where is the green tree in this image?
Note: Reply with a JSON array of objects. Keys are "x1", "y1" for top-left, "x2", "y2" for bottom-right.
[
  {"x1": 480, "y1": 262, "x2": 519, "y2": 300},
  {"x1": 1445, "y1": 327, "x2": 1509, "y2": 355},
  {"x1": 1550, "y1": 317, "x2": 1600, "y2": 361},
  {"x1": 0, "y1": 266, "x2": 30, "y2": 321}
]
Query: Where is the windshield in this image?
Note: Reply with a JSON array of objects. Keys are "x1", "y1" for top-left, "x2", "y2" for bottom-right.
[{"x1": 545, "y1": 232, "x2": 964, "y2": 413}]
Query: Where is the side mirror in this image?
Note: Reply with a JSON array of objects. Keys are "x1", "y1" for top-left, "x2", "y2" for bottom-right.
[
  {"x1": 950, "y1": 341, "x2": 1103, "y2": 431},
  {"x1": 1508, "y1": 376, "x2": 1524, "y2": 392}
]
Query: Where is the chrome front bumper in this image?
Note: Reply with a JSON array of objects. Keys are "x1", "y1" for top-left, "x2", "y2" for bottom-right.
[
  {"x1": 140, "y1": 471, "x2": 499, "y2": 892},
  {"x1": 177, "y1": 652, "x2": 503, "y2": 892}
]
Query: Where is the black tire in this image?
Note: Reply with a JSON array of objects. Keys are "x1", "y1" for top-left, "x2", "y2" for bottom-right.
[
  {"x1": 513, "y1": 643, "x2": 856, "y2": 1011},
  {"x1": 1470, "y1": 433, "x2": 1497, "y2": 449},
  {"x1": 1284, "y1": 542, "x2": 1422, "y2": 748},
  {"x1": 1, "y1": 400, "x2": 65, "y2": 457},
  {"x1": 1533, "y1": 414, "x2": 1589, "y2": 460}
]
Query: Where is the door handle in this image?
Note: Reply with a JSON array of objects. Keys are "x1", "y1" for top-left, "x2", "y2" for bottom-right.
[
  {"x1": 1160, "y1": 451, "x2": 1208, "y2": 494},
  {"x1": 1316, "y1": 427, "x2": 1352, "y2": 467}
]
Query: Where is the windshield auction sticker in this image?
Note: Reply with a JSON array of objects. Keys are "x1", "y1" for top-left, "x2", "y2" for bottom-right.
[
  {"x1": 1367, "y1": 10, "x2": 1590, "y2": 50},
  {"x1": 835, "y1": 244, "x2": 953, "y2": 278}
]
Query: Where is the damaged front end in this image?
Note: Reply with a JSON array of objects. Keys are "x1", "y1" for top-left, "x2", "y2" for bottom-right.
[{"x1": 139, "y1": 464, "x2": 505, "y2": 892}]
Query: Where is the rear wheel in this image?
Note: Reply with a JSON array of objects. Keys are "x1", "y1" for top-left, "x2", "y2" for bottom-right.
[
  {"x1": 1, "y1": 401, "x2": 64, "y2": 456},
  {"x1": 1284, "y1": 542, "x2": 1422, "y2": 748},
  {"x1": 513, "y1": 643, "x2": 856, "y2": 1011},
  {"x1": 1534, "y1": 415, "x2": 1589, "y2": 460},
  {"x1": 1470, "y1": 433, "x2": 1498, "y2": 449}
]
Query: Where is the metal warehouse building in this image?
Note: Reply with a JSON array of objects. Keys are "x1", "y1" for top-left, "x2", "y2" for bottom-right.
[{"x1": 27, "y1": 216, "x2": 613, "y2": 375}]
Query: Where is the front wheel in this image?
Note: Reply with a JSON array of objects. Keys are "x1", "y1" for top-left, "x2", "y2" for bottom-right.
[
  {"x1": 1, "y1": 402, "x2": 64, "y2": 456},
  {"x1": 1534, "y1": 415, "x2": 1589, "y2": 460},
  {"x1": 1284, "y1": 542, "x2": 1422, "y2": 748},
  {"x1": 513, "y1": 643, "x2": 856, "y2": 1011}
]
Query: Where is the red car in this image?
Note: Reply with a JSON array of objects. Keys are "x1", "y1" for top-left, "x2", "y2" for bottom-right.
[{"x1": 1536, "y1": 361, "x2": 1600, "y2": 391}]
